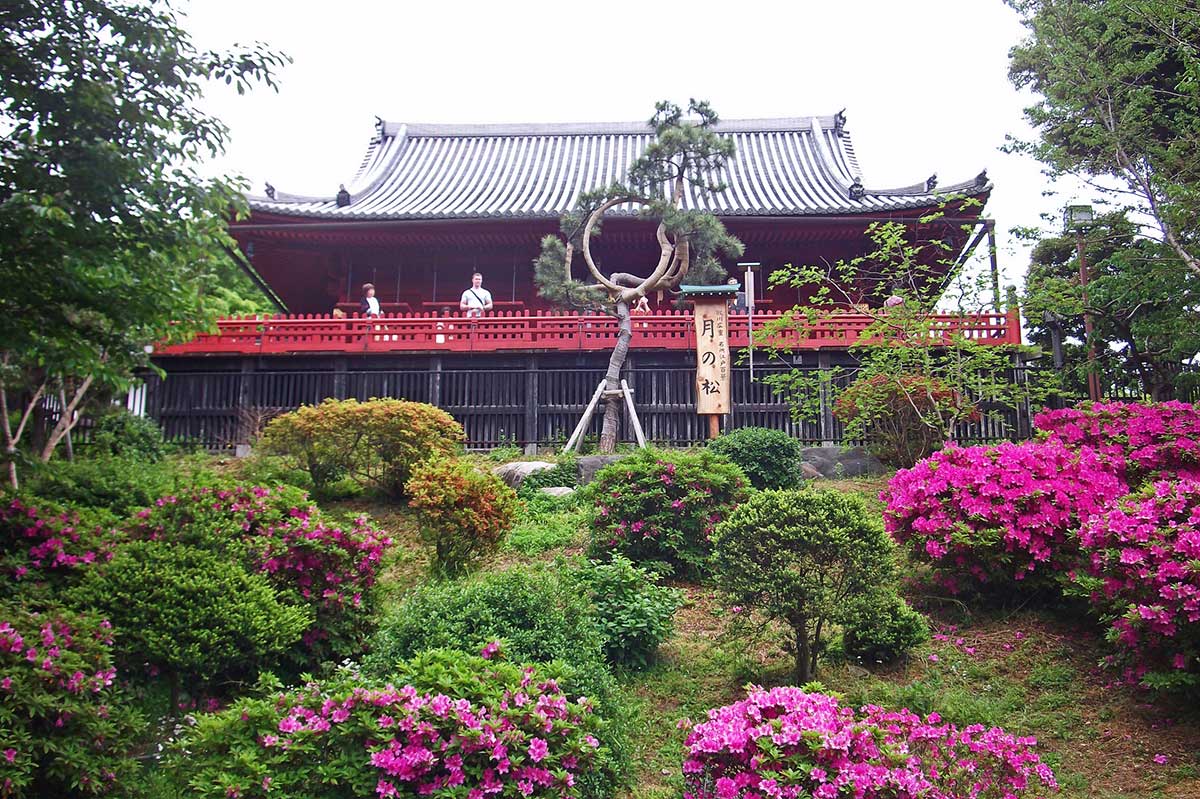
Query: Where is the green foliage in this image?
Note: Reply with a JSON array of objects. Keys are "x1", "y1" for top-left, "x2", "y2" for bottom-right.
[
  {"x1": 365, "y1": 564, "x2": 605, "y2": 683},
  {"x1": 24, "y1": 455, "x2": 178, "y2": 518},
  {"x1": 504, "y1": 490, "x2": 585, "y2": 556},
  {"x1": 710, "y1": 488, "x2": 902, "y2": 682},
  {"x1": 575, "y1": 556, "x2": 682, "y2": 669},
  {"x1": 839, "y1": 593, "x2": 930, "y2": 666},
  {"x1": 518, "y1": 455, "x2": 579, "y2": 493},
  {"x1": 0, "y1": 0, "x2": 288, "y2": 476},
  {"x1": 707, "y1": 426, "x2": 804, "y2": 489},
  {"x1": 586, "y1": 448, "x2": 750, "y2": 579},
  {"x1": 0, "y1": 603, "x2": 146, "y2": 798},
  {"x1": 67, "y1": 540, "x2": 311, "y2": 687},
  {"x1": 1007, "y1": 0, "x2": 1200, "y2": 277},
  {"x1": 406, "y1": 458, "x2": 520, "y2": 577},
  {"x1": 1021, "y1": 211, "x2": 1200, "y2": 400},
  {"x1": 833, "y1": 372, "x2": 979, "y2": 468},
  {"x1": 260, "y1": 398, "x2": 465, "y2": 497},
  {"x1": 87, "y1": 409, "x2": 167, "y2": 461}
]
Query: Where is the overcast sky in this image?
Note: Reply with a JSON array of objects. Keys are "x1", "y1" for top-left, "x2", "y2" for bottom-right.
[{"x1": 182, "y1": 0, "x2": 1076, "y2": 295}]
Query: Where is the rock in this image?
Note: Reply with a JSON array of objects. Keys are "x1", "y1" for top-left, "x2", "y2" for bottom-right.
[
  {"x1": 491, "y1": 461, "x2": 556, "y2": 488},
  {"x1": 799, "y1": 461, "x2": 823, "y2": 481},
  {"x1": 539, "y1": 487, "x2": 575, "y2": 497},
  {"x1": 798, "y1": 446, "x2": 885, "y2": 479},
  {"x1": 576, "y1": 454, "x2": 625, "y2": 486}
]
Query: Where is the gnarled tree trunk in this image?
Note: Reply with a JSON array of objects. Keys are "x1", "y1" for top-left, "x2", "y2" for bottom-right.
[{"x1": 599, "y1": 301, "x2": 632, "y2": 452}]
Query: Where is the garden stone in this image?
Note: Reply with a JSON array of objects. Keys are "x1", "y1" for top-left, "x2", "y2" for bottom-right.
[
  {"x1": 491, "y1": 461, "x2": 555, "y2": 488},
  {"x1": 539, "y1": 487, "x2": 575, "y2": 497},
  {"x1": 799, "y1": 446, "x2": 886, "y2": 479},
  {"x1": 576, "y1": 454, "x2": 624, "y2": 485}
]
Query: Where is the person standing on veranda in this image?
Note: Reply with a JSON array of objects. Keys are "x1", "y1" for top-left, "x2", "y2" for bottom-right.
[{"x1": 459, "y1": 272, "x2": 494, "y2": 318}]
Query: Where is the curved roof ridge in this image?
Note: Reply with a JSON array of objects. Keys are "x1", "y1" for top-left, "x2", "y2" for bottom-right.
[{"x1": 379, "y1": 115, "x2": 841, "y2": 138}]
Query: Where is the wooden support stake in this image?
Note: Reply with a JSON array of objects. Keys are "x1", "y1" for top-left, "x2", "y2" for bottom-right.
[
  {"x1": 563, "y1": 380, "x2": 606, "y2": 454},
  {"x1": 620, "y1": 379, "x2": 646, "y2": 448},
  {"x1": 707, "y1": 414, "x2": 720, "y2": 440}
]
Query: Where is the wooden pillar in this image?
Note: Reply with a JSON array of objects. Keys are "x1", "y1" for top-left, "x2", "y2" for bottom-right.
[
  {"x1": 333, "y1": 356, "x2": 348, "y2": 400},
  {"x1": 428, "y1": 356, "x2": 442, "y2": 408},
  {"x1": 524, "y1": 355, "x2": 538, "y2": 455},
  {"x1": 817, "y1": 350, "x2": 834, "y2": 445}
]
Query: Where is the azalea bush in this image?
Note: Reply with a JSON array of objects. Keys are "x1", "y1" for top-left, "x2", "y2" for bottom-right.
[
  {"x1": 0, "y1": 604, "x2": 144, "y2": 798},
  {"x1": 1076, "y1": 479, "x2": 1200, "y2": 694},
  {"x1": 1035, "y1": 400, "x2": 1200, "y2": 485},
  {"x1": 406, "y1": 458, "x2": 520, "y2": 577},
  {"x1": 707, "y1": 427, "x2": 804, "y2": 489},
  {"x1": 171, "y1": 651, "x2": 607, "y2": 799},
  {"x1": 884, "y1": 440, "x2": 1127, "y2": 591},
  {"x1": 68, "y1": 541, "x2": 311, "y2": 692},
  {"x1": 125, "y1": 485, "x2": 393, "y2": 664},
  {"x1": 587, "y1": 448, "x2": 750, "y2": 579},
  {"x1": 681, "y1": 686, "x2": 1057, "y2": 799},
  {"x1": 712, "y1": 489, "x2": 903, "y2": 681},
  {"x1": 575, "y1": 556, "x2": 683, "y2": 669},
  {"x1": 0, "y1": 495, "x2": 118, "y2": 602},
  {"x1": 834, "y1": 372, "x2": 980, "y2": 468},
  {"x1": 261, "y1": 397, "x2": 465, "y2": 497}
]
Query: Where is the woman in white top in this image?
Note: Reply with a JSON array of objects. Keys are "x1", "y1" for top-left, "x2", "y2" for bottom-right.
[{"x1": 359, "y1": 283, "x2": 381, "y2": 317}]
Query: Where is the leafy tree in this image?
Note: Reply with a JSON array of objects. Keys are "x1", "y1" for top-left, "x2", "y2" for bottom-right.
[
  {"x1": 535, "y1": 100, "x2": 743, "y2": 452},
  {"x1": 711, "y1": 489, "x2": 902, "y2": 682},
  {"x1": 1007, "y1": 0, "x2": 1200, "y2": 278},
  {"x1": 0, "y1": 0, "x2": 288, "y2": 487},
  {"x1": 1021, "y1": 211, "x2": 1200, "y2": 400}
]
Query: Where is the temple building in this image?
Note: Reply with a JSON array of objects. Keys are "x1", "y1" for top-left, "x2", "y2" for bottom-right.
[{"x1": 149, "y1": 112, "x2": 1019, "y2": 448}]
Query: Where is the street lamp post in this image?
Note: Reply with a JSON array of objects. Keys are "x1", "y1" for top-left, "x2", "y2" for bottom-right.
[{"x1": 1063, "y1": 205, "x2": 1102, "y2": 402}]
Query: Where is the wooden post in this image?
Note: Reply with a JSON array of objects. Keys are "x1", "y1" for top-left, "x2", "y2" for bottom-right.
[
  {"x1": 707, "y1": 414, "x2": 720, "y2": 440},
  {"x1": 524, "y1": 355, "x2": 539, "y2": 454}
]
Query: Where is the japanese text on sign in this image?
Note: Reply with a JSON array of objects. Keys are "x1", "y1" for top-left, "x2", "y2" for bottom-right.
[{"x1": 693, "y1": 299, "x2": 730, "y2": 415}]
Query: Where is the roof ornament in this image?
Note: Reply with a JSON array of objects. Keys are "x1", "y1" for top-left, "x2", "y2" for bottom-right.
[
  {"x1": 834, "y1": 109, "x2": 847, "y2": 137},
  {"x1": 925, "y1": 173, "x2": 938, "y2": 192},
  {"x1": 336, "y1": 184, "x2": 351, "y2": 207},
  {"x1": 975, "y1": 169, "x2": 989, "y2": 187},
  {"x1": 848, "y1": 176, "x2": 866, "y2": 201},
  {"x1": 264, "y1": 182, "x2": 276, "y2": 200}
]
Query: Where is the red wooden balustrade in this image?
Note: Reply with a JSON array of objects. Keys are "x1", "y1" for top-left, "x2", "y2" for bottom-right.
[{"x1": 155, "y1": 308, "x2": 1021, "y2": 356}]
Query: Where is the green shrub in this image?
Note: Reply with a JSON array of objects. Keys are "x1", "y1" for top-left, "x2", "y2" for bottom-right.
[
  {"x1": 0, "y1": 603, "x2": 145, "y2": 798},
  {"x1": 518, "y1": 455, "x2": 579, "y2": 494},
  {"x1": 171, "y1": 652, "x2": 618, "y2": 799},
  {"x1": 23, "y1": 455, "x2": 178, "y2": 518},
  {"x1": 261, "y1": 398, "x2": 464, "y2": 497},
  {"x1": 711, "y1": 489, "x2": 902, "y2": 682},
  {"x1": 504, "y1": 488, "x2": 584, "y2": 555},
  {"x1": 586, "y1": 448, "x2": 750, "y2": 579},
  {"x1": 576, "y1": 556, "x2": 682, "y2": 669},
  {"x1": 87, "y1": 408, "x2": 167, "y2": 461},
  {"x1": 839, "y1": 593, "x2": 929, "y2": 665},
  {"x1": 707, "y1": 427, "x2": 804, "y2": 489},
  {"x1": 406, "y1": 458, "x2": 520, "y2": 577},
  {"x1": 68, "y1": 540, "x2": 311, "y2": 690},
  {"x1": 365, "y1": 564, "x2": 604, "y2": 680},
  {"x1": 0, "y1": 495, "x2": 121, "y2": 602}
]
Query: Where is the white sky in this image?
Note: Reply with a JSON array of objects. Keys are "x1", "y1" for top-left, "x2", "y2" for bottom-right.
[{"x1": 182, "y1": 0, "x2": 1079, "y2": 295}]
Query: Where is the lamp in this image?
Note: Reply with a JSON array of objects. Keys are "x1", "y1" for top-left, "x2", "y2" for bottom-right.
[{"x1": 1063, "y1": 204, "x2": 1101, "y2": 401}]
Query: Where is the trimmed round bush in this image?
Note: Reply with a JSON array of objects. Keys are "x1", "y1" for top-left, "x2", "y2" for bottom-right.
[
  {"x1": 87, "y1": 408, "x2": 167, "y2": 461},
  {"x1": 68, "y1": 540, "x2": 312, "y2": 688},
  {"x1": 707, "y1": 426, "x2": 804, "y2": 489},
  {"x1": 1076, "y1": 479, "x2": 1200, "y2": 694},
  {"x1": 712, "y1": 489, "x2": 902, "y2": 681},
  {"x1": 171, "y1": 652, "x2": 608, "y2": 799},
  {"x1": 0, "y1": 604, "x2": 144, "y2": 798},
  {"x1": 406, "y1": 458, "x2": 520, "y2": 577},
  {"x1": 681, "y1": 686, "x2": 1057, "y2": 799},
  {"x1": 125, "y1": 485, "x2": 393, "y2": 664},
  {"x1": 1035, "y1": 400, "x2": 1200, "y2": 485},
  {"x1": 576, "y1": 556, "x2": 683, "y2": 669},
  {"x1": 586, "y1": 448, "x2": 750, "y2": 579},
  {"x1": 261, "y1": 397, "x2": 465, "y2": 497},
  {"x1": 840, "y1": 593, "x2": 929, "y2": 666},
  {"x1": 884, "y1": 440, "x2": 1128, "y2": 592}
]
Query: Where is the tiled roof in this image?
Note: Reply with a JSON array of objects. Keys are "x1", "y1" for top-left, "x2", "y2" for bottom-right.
[{"x1": 250, "y1": 114, "x2": 989, "y2": 220}]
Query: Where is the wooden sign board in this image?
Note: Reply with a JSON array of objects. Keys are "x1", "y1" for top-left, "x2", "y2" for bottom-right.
[{"x1": 693, "y1": 298, "x2": 731, "y2": 415}]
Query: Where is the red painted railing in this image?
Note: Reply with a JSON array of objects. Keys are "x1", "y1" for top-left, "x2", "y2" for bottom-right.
[{"x1": 155, "y1": 308, "x2": 1021, "y2": 356}]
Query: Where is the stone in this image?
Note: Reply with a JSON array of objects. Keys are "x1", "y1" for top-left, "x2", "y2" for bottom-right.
[
  {"x1": 491, "y1": 461, "x2": 555, "y2": 488},
  {"x1": 539, "y1": 486, "x2": 575, "y2": 497},
  {"x1": 799, "y1": 461, "x2": 823, "y2": 481},
  {"x1": 576, "y1": 454, "x2": 625, "y2": 485},
  {"x1": 798, "y1": 446, "x2": 886, "y2": 479}
]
